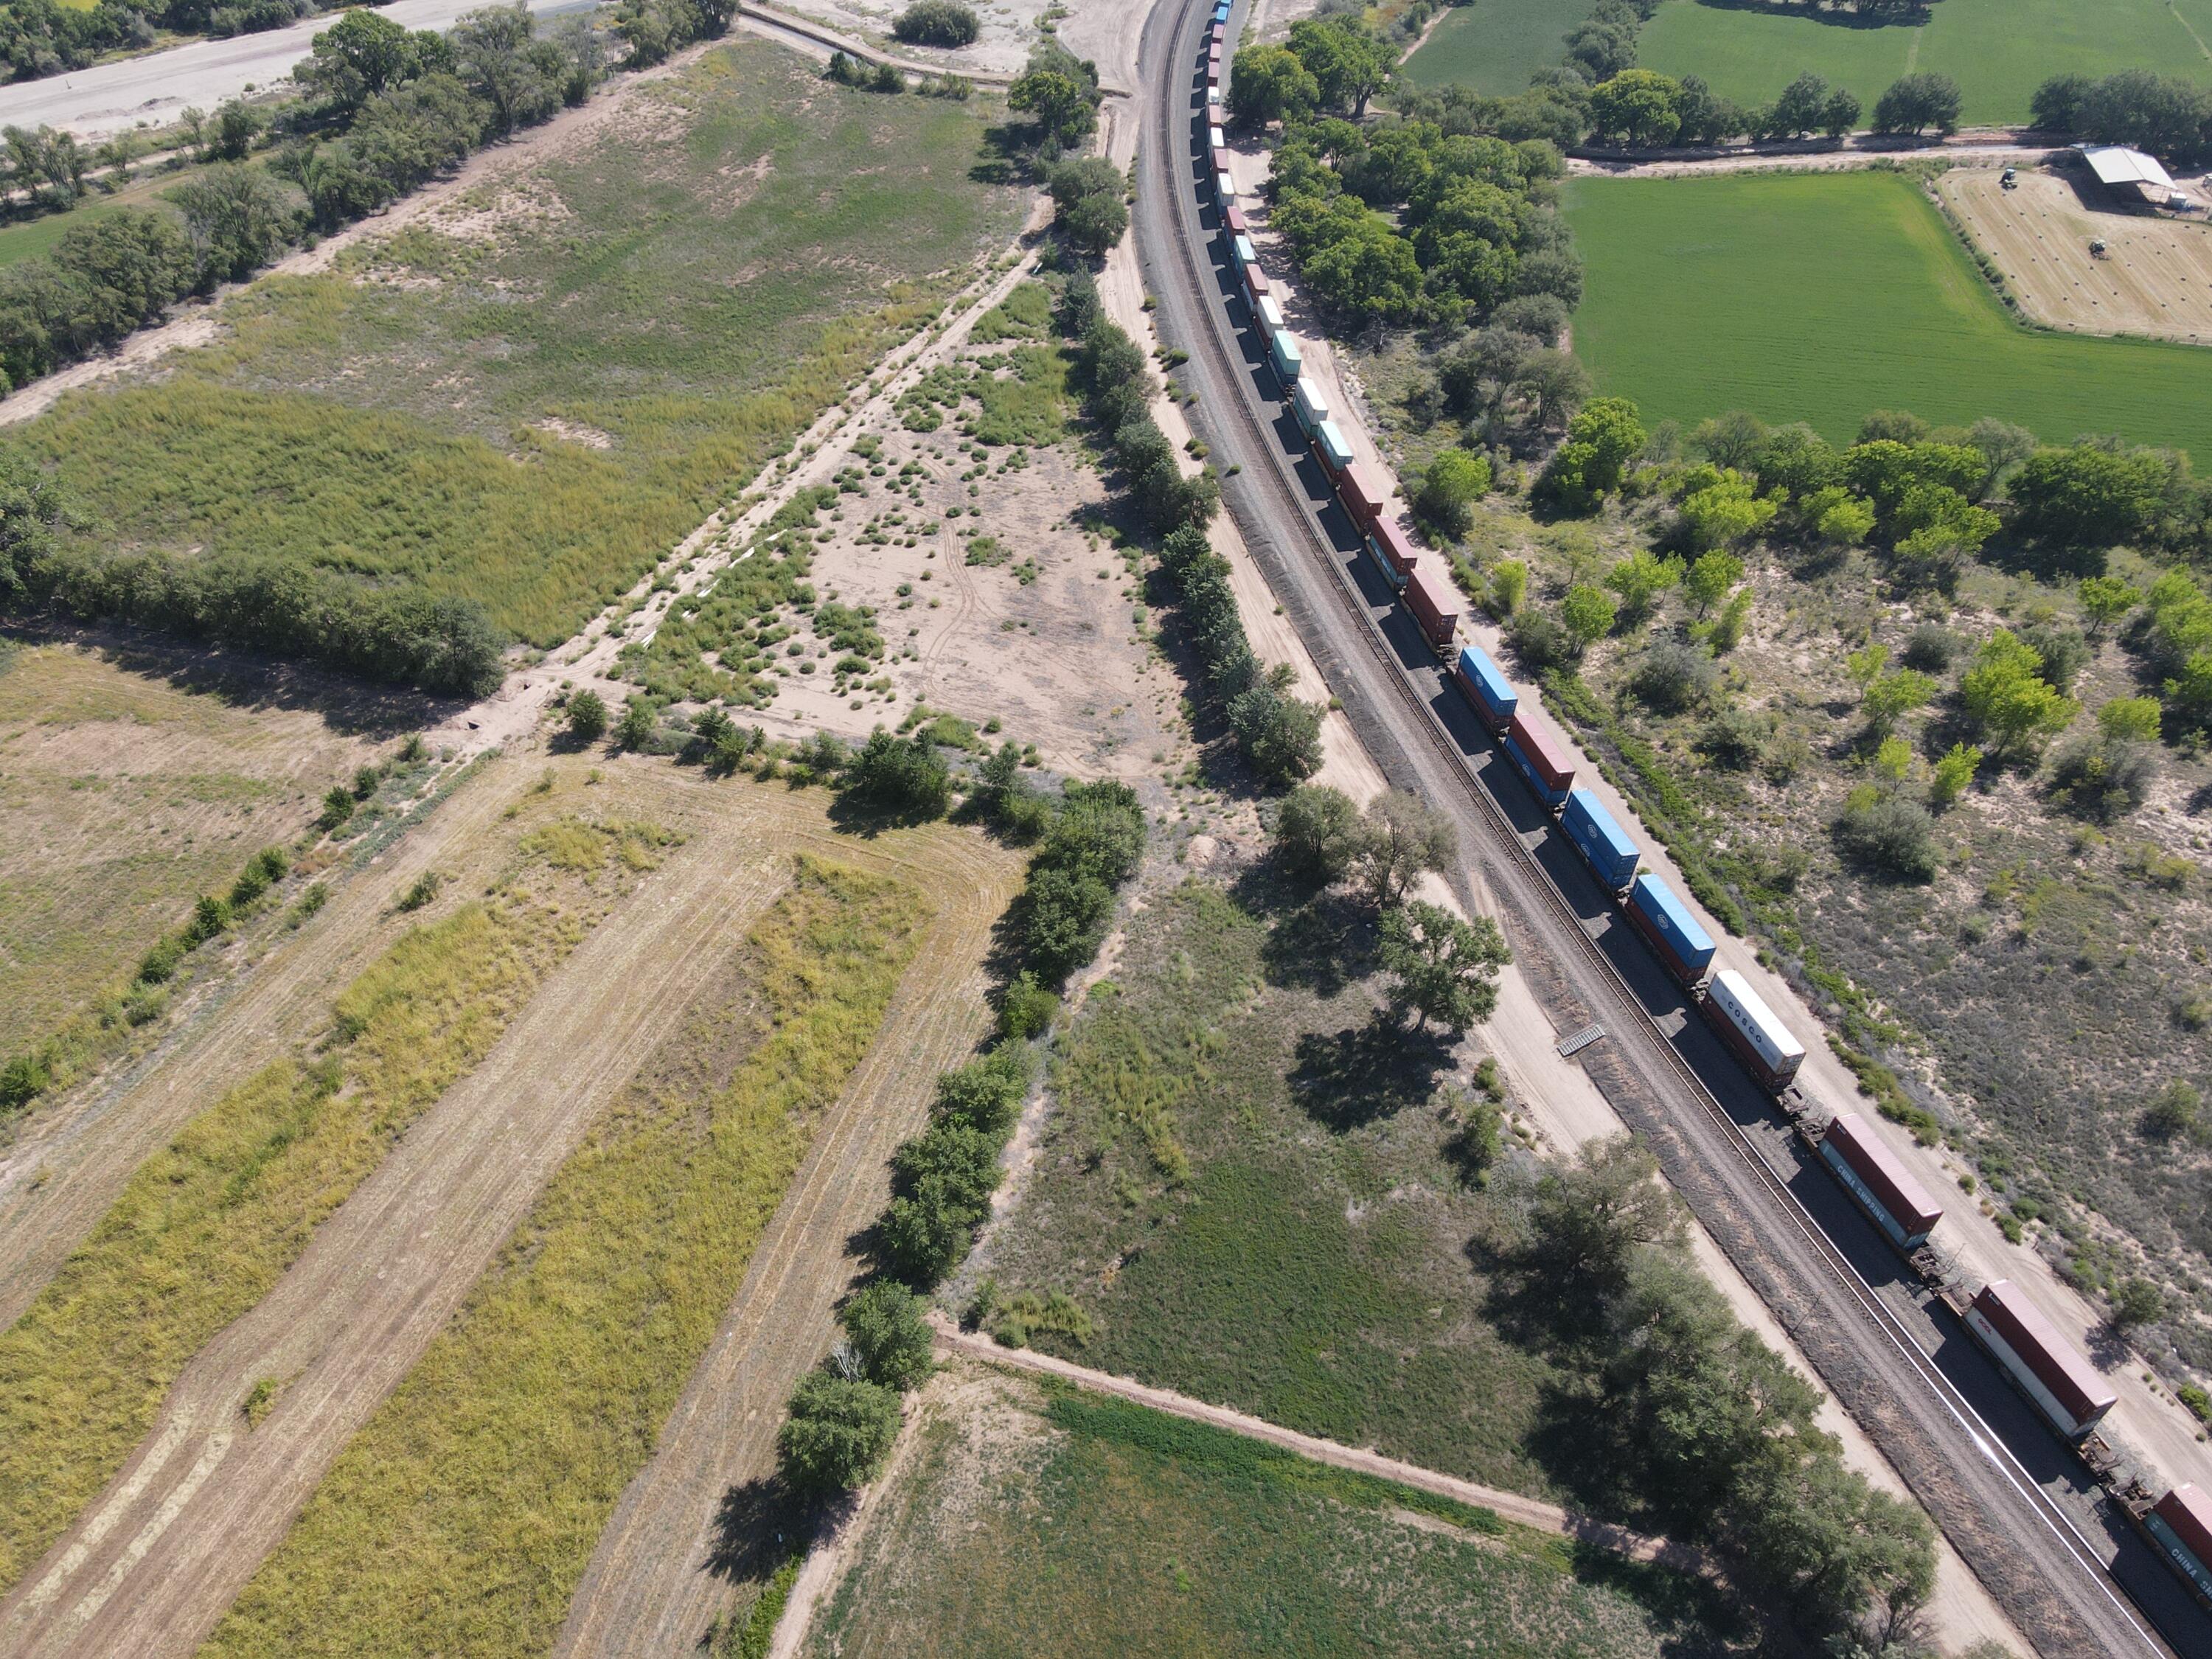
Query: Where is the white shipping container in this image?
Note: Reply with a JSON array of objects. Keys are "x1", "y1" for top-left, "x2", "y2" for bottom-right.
[
  {"x1": 1293, "y1": 380, "x2": 1329, "y2": 431},
  {"x1": 1708, "y1": 970, "x2": 1805, "y2": 1074},
  {"x1": 1209, "y1": 126, "x2": 1226, "y2": 150},
  {"x1": 1215, "y1": 171, "x2": 1237, "y2": 203},
  {"x1": 1256, "y1": 294, "x2": 1284, "y2": 331}
]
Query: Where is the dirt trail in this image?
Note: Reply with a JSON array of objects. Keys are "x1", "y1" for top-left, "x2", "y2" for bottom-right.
[
  {"x1": 0, "y1": 748, "x2": 526, "y2": 1332},
  {"x1": 551, "y1": 828, "x2": 1020, "y2": 1659},
  {"x1": 1564, "y1": 138, "x2": 2062, "y2": 180},
  {"x1": 0, "y1": 771, "x2": 962, "y2": 1659}
]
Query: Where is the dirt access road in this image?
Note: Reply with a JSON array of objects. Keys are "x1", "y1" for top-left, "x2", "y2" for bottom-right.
[
  {"x1": 1136, "y1": 1, "x2": 2174, "y2": 1653},
  {"x1": 0, "y1": 765, "x2": 1014, "y2": 1659}
]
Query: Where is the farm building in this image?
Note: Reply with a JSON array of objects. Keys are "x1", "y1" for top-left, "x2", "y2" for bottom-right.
[{"x1": 2074, "y1": 144, "x2": 2189, "y2": 210}]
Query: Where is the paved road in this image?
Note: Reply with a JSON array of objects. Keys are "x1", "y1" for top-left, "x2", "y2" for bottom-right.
[
  {"x1": 0, "y1": 0, "x2": 593, "y2": 139},
  {"x1": 1134, "y1": 1, "x2": 2207, "y2": 1655}
]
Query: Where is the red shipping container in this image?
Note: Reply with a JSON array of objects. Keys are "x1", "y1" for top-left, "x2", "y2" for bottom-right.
[
  {"x1": 1223, "y1": 204, "x2": 1248, "y2": 236},
  {"x1": 1971, "y1": 1281, "x2": 2117, "y2": 1434},
  {"x1": 2157, "y1": 1486, "x2": 2212, "y2": 1573},
  {"x1": 1506, "y1": 714, "x2": 1573, "y2": 793},
  {"x1": 1369, "y1": 518, "x2": 1417, "y2": 582},
  {"x1": 1404, "y1": 562, "x2": 1459, "y2": 650},
  {"x1": 1338, "y1": 462, "x2": 1385, "y2": 532},
  {"x1": 1244, "y1": 264, "x2": 1270, "y2": 299},
  {"x1": 1822, "y1": 1113, "x2": 1943, "y2": 1242}
]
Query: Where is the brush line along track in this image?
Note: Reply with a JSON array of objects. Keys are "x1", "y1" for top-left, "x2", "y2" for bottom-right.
[{"x1": 1134, "y1": 1, "x2": 2176, "y2": 1654}]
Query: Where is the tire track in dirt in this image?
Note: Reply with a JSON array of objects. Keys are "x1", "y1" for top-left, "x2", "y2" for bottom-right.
[
  {"x1": 0, "y1": 780, "x2": 855, "y2": 1659},
  {"x1": 0, "y1": 748, "x2": 529, "y2": 1333},
  {"x1": 551, "y1": 831, "x2": 1021, "y2": 1659}
]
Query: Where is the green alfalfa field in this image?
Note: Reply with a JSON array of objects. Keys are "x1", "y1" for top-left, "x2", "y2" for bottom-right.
[
  {"x1": 1562, "y1": 170, "x2": 2212, "y2": 465},
  {"x1": 1635, "y1": 0, "x2": 2212, "y2": 128},
  {"x1": 1399, "y1": 0, "x2": 1602, "y2": 95}
]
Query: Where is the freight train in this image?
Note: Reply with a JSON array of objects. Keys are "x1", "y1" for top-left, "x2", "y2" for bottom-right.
[{"x1": 1196, "y1": 30, "x2": 2210, "y2": 1607}]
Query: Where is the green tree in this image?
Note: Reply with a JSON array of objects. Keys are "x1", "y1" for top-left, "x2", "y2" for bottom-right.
[
  {"x1": 1805, "y1": 487, "x2": 1875, "y2": 548},
  {"x1": 1527, "y1": 1135, "x2": 1680, "y2": 1289},
  {"x1": 843, "y1": 728, "x2": 953, "y2": 820},
  {"x1": 1683, "y1": 549, "x2": 1743, "y2": 616},
  {"x1": 1587, "y1": 69, "x2": 1683, "y2": 146},
  {"x1": 1009, "y1": 64, "x2": 1096, "y2": 147},
  {"x1": 1873, "y1": 733, "x2": 1913, "y2": 785},
  {"x1": 1413, "y1": 448, "x2": 1490, "y2": 538},
  {"x1": 891, "y1": 0, "x2": 978, "y2": 46},
  {"x1": 1677, "y1": 473, "x2": 1775, "y2": 551},
  {"x1": 1489, "y1": 558, "x2": 1528, "y2": 617},
  {"x1": 1929, "y1": 741, "x2": 1980, "y2": 809},
  {"x1": 2098, "y1": 695, "x2": 2162, "y2": 743},
  {"x1": 1299, "y1": 212, "x2": 1424, "y2": 325},
  {"x1": 1604, "y1": 549, "x2": 1682, "y2": 622},
  {"x1": 169, "y1": 164, "x2": 295, "y2": 285},
  {"x1": 1565, "y1": 395, "x2": 1645, "y2": 495},
  {"x1": 1844, "y1": 641, "x2": 1890, "y2": 695},
  {"x1": 1871, "y1": 72, "x2": 1962, "y2": 135},
  {"x1": 453, "y1": 0, "x2": 562, "y2": 135},
  {"x1": 776, "y1": 1372, "x2": 901, "y2": 1492},
  {"x1": 838, "y1": 1281, "x2": 935, "y2": 1391},
  {"x1": 615, "y1": 697, "x2": 655, "y2": 751},
  {"x1": 1860, "y1": 669, "x2": 1935, "y2": 736},
  {"x1": 2079, "y1": 574, "x2": 2140, "y2": 636},
  {"x1": 1352, "y1": 788, "x2": 1458, "y2": 908},
  {"x1": 1273, "y1": 782, "x2": 1362, "y2": 883},
  {"x1": 296, "y1": 10, "x2": 436, "y2": 110},
  {"x1": 1226, "y1": 43, "x2": 1318, "y2": 127},
  {"x1": 564, "y1": 688, "x2": 607, "y2": 742},
  {"x1": 1560, "y1": 583, "x2": 1617, "y2": 649},
  {"x1": 1285, "y1": 15, "x2": 1396, "y2": 116},
  {"x1": 1378, "y1": 900, "x2": 1511, "y2": 1034},
  {"x1": 1961, "y1": 629, "x2": 2077, "y2": 757},
  {"x1": 2110, "y1": 1276, "x2": 2165, "y2": 1333}
]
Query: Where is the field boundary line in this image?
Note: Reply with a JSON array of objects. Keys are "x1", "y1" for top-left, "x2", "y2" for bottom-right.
[{"x1": 926, "y1": 1317, "x2": 1710, "y2": 1573}]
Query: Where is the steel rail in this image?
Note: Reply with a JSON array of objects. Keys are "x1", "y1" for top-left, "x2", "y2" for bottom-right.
[{"x1": 1139, "y1": 3, "x2": 2171, "y2": 1652}]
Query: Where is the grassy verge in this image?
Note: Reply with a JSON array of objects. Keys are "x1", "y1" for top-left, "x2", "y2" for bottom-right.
[
  {"x1": 200, "y1": 856, "x2": 933, "y2": 1659},
  {"x1": 0, "y1": 819, "x2": 670, "y2": 1593},
  {"x1": 804, "y1": 1374, "x2": 1732, "y2": 1658}
]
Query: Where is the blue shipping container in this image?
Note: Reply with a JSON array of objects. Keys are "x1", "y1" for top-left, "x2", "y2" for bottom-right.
[
  {"x1": 1501, "y1": 731, "x2": 1571, "y2": 809},
  {"x1": 1454, "y1": 645, "x2": 1516, "y2": 732},
  {"x1": 1269, "y1": 329, "x2": 1302, "y2": 383},
  {"x1": 1232, "y1": 234, "x2": 1257, "y2": 271},
  {"x1": 1627, "y1": 873, "x2": 1715, "y2": 982},
  {"x1": 1562, "y1": 788, "x2": 1640, "y2": 891}
]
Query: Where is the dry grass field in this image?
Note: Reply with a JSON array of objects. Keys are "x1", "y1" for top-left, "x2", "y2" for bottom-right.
[
  {"x1": 1939, "y1": 167, "x2": 2212, "y2": 346},
  {"x1": 0, "y1": 639, "x2": 390, "y2": 1061}
]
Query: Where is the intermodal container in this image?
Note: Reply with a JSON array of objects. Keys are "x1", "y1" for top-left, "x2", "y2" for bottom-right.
[
  {"x1": 1562, "y1": 787, "x2": 1640, "y2": 892},
  {"x1": 1818, "y1": 1112, "x2": 1943, "y2": 1251},
  {"x1": 1214, "y1": 1, "x2": 1230, "y2": 19},
  {"x1": 1453, "y1": 644, "x2": 1515, "y2": 734},
  {"x1": 1502, "y1": 714, "x2": 1573, "y2": 808},
  {"x1": 1404, "y1": 562, "x2": 1458, "y2": 651},
  {"x1": 1291, "y1": 380, "x2": 1329, "y2": 437},
  {"x1": 1207, "y1": 83, "x2": 1222, "y2": 105},
  {"x1": 1210, "y1": 19, "x2": 1225, "y2": 42},
  {"x1": 1222, "y1": 203, "x2": 1248, "y2": 236},
  {"x1": 1256, "y1": 293, "x2": 1284, "y2": 333},
  {"x1": 2149, "y1": 1486, "x2": 2212, "y2": 1604},
  {"x1": 1231, "y1": 232, "x2": 1256, "y2": 271},
  {"x1": 1623, "y1": 873, "x2": 1714, "y2": 987},
  {"x1": 1368, "y1": 518, "x2": 1417, "y2": 585},
  {"x1": 1702, "y1": 967, "x2": 1805, "y2": 1091},
  {"x1": 1269, "y1": 328, "x2": 1302, "y2": 386},
  {"x1": 1215, "y1": 170, "x2": 1236, "y2": 206},
  {"x1": 1967, "y1": 1280, "x2": 2118, "y2": 1440},
  {"x1": 1312, "y1": 418, "x2": 1352, "y2": 473},
  {"x1": 1208, "y1": 41, "x2": 1222, "y2": 65},
  {"x1": 1242, "y1": 262, "x2": 1270, "y2": 303},
  {"x1": 1211, "y1": 125, "x2": 1228, "y2": 152},
  {"x1": 1339, "y1": 462, "x2": 1385, "y2": 532}
]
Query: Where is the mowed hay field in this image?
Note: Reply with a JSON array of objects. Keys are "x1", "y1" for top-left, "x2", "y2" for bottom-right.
[
  {"x1": 1562, "y1": 170, "x2": 2212, "y2": 462},
  {"x1": 0, "y1": 639, "x2": 384, "y2": 1060},
  {"x1": 804, "y1": 1368, "x2": 1727, "y2": 1659},
  {"x1": 1638, "y1": 0, "x2": 2212, "y2": 126},
  {"x1": 13, "y1": 41, "x2": 1026, "y2": 648},
  {"x1": 1399, "y1": 0, "x2": 1602, "y2": 94}
]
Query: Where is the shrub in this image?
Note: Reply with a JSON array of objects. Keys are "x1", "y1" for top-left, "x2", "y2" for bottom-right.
[
  {"x1": 843, "y1": 728, "x2": 953, "y2": 821},
  {"x1": 998, "y1": 970, "x2": 1057, "y2": 1040},
  {"x1": 1273, "y1": 783, "x2": 1362, "y2": 883},
  {"x1": 615, "y1": 697, "x2": 656, "y2": 751},
  {"x1": 838, "y1": 1281, "x2": 935, "y2": 1391},
  {"x1": 137, "y1": 934, "x2": 187, "y2": 985},
  {"x1": 931, "y1": 1043, "x2": 1031, "y2": 1136},
  {"x1": 2143, "y1": 1080, "x2": 2201, "y2": 1141},
  {"x1": 0, "y1": 1051, "x2": 54, "y2": 1113},
  {"x1": 1628, "y1": 639, "x2": 1716, "y2": 713},
  {"x1": 187, "y1": 894, "x2": 234, "y2": 945},
  {"x1": 1041, "y1": 779, "x2": 1146, "y2": 886},
  {"x1": 2111, "y1": 1276, "x2": 2165, "y2": 1332},
  {"x1": 1489, "y1": 558, "x2": 1528, "y2": 618},
  {"x1": 565, "y1": 688, "x2": 608, "y2": 742},
  {"x1": 878, "y1": 1178, "x2": 978, "y2": 1284},
  {"x1": 320, "y1": 787, "x2": 355, "y2": 831},
  {"x1": 891, "y1": 0, "x2": 978, "y2": 46},
  {"x1": 397, "y1": 870, "x2": 442, "y2": 911},
  {"x1": 1899, "y1": 622, "x2": 1956, "y2": 674},
  {"x1": 1020, "y1": 866, "x2": 1113, "y2": 979},
  {"x1": 776, "y1": 1372, "x2": 901, "y2": 1492},
  {"x1": 2045, "y1": 737, "x2": 2155, "y2": 824},
  {"x1": 1833, "y1": 787, "x2": 1939, "y2": 881},
  {"x1": 1698, "y1": 709, "x2": 1765, "y2": 771},
  {"x1": 1413, "y1": 448, "x2": 1490, "y2": 539},
  {"x1": 1559, "y1": 584, "x2": 1616, "y2": 650},
  {"x1": 1509, "y1": 606, "x2": 1573, "y2": 670}
]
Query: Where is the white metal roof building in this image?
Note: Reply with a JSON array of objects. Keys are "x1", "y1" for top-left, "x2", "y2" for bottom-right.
[{"x1": 2076, "y1": 143, "x2": 2178, "y2": 195}]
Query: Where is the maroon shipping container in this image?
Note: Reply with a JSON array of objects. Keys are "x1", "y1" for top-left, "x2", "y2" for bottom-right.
[
  {"x1": 1821, "y1": 1113, "x2": 1943, "y2": 1246},
  {"x1": 1208, "y1": 41, "x2": 1222, "y2": 63},
  {"x1": 1369, "y1": 518, "x2": 1417, "y2": 582},
  {"x1": 2157, "y1": 1486, "x2": 2212, "y2": 1574},
  {"x1": 1243, "y1": 263, "x2": 1270, "y2": 300},
  {"x1": 1338, "y1": 462, "x2": 1385, "y2": 533},
  {"x1": 1506, "y1": 714, "x2": 1573, "y2": 796},
  {"x1": 1969, "y1": 1280, "x2": 2117, "y2": 1436},
  {"x1": 1404, "y1": 562, "x2": 1459, "y2": 651},
  {"x1": 1223, "y1": 204, "x2": 1248, "y2": 236}
]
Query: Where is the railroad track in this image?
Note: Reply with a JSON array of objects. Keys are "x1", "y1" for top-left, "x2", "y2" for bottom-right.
[{"x1": 1133, "y1": 2, "x2": 2181, "y2": 1653}]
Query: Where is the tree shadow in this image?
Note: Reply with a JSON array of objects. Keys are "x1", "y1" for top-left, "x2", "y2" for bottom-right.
[
  {"x1": 704, "y1": 1473, "x2": 822, "y2": 1584},
  {"x1": 1287, "y1": 1008, "x2": 1454, "y2": 1130}
]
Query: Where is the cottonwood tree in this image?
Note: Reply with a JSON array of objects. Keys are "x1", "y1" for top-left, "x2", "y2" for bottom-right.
[
  {"x1": 1352, "y1": 789, "x2": 1458, "y2": 907},
  {"x1": 1378, "y1": 900, "x2": 1510, "y2": 1034},
  {"x1": 776, "y1": 1372, "x2": 901, "y2": 1492}
]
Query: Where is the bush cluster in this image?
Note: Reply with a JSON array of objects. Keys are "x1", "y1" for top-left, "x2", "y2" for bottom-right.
[
  {"x1": 890, "y1": 0, "x2": 977, "y2": 47},
  {"x1": 0, "y1": 0, "x2": 362, "y2": 83}
]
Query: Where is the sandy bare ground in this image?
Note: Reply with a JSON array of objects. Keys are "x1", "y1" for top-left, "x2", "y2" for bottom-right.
[
  {"x1": 0, "y1": 766, "x2": 1006, "y2": 1659},
  {"x1": 1940, "y1": 166, "x2": 2212, "y2": 345},
  {"x1": 0, "y1": 745, "x2": 529, "y2": 1332},
  {"x1": 551, "y1": 817, "x2": 1020, "y2": 1659},
  {"x1": 1566, "y1": 135, "x2": 2063, "y2": 180}
]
